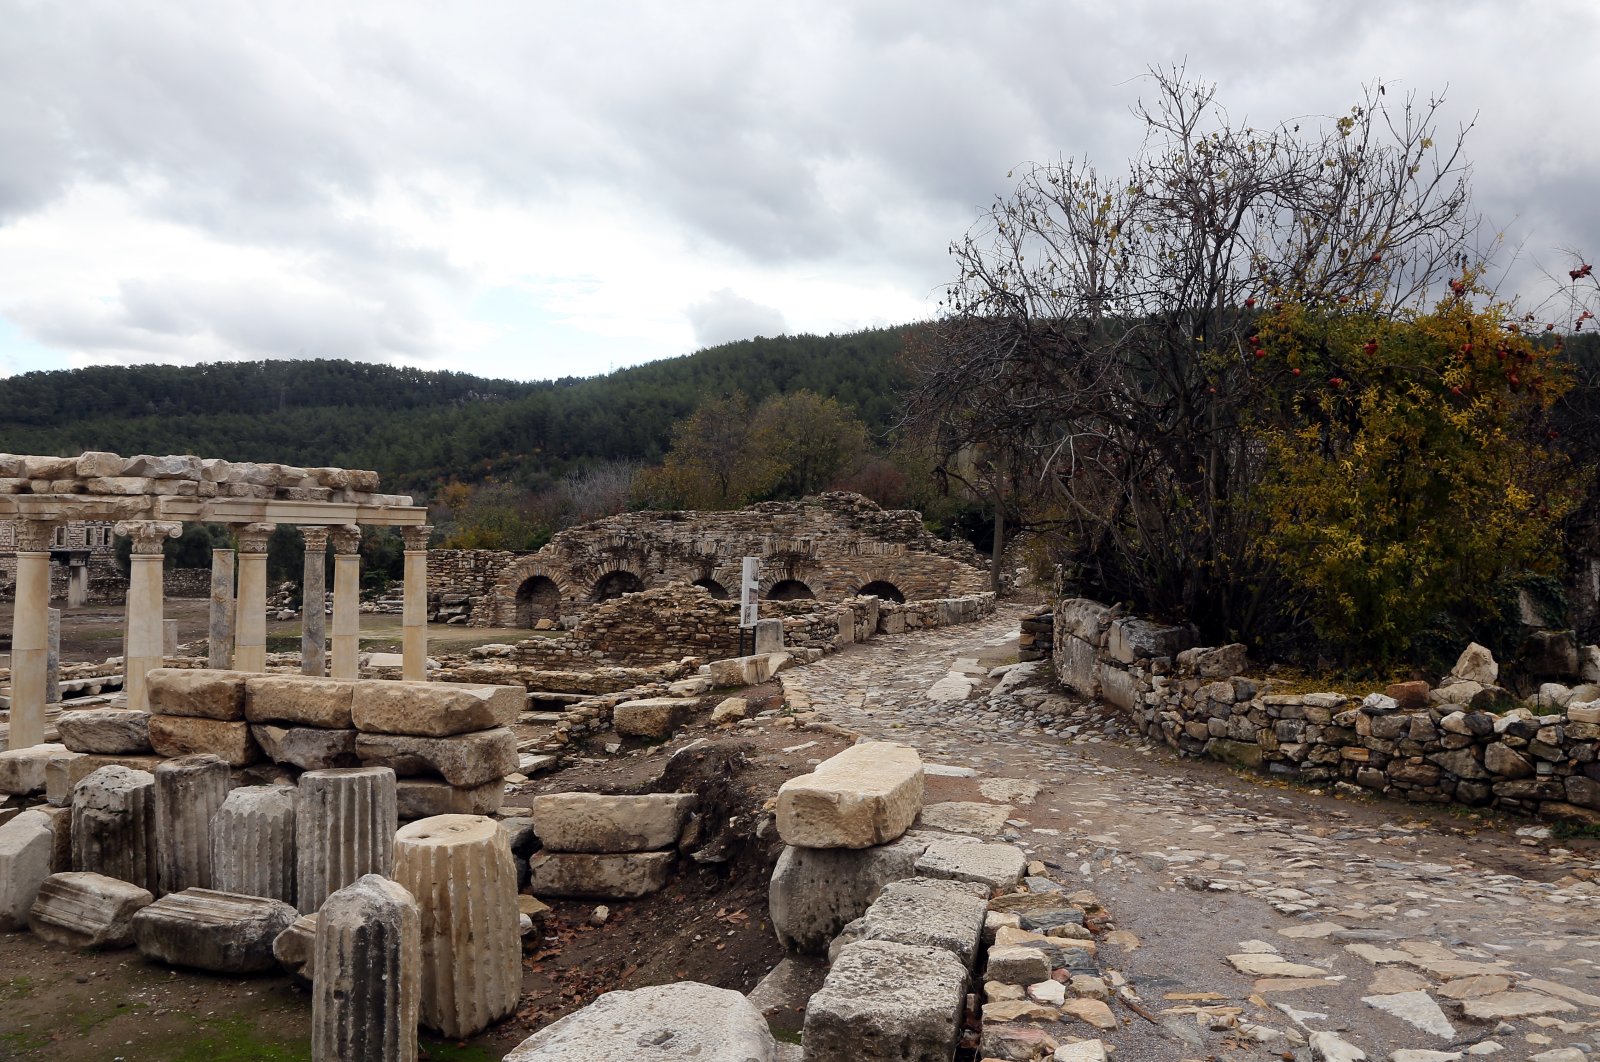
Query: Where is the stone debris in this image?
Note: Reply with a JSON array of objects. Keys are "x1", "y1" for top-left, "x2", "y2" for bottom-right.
[
  {"x1": 56, "y1": 709, "x2": 152, "y2": 755},
  {"x1": 353, "y1": 728, "x2": 518, "y2": 787},
  {"x1": 273, "y1": 912, "x2": 317, "y2": 985},
  {"x1": 611, "y1": 697, "x2": 687, "y2": 739},
  {"x1": 249, "y1": 725, "x2": 359, "y2": 771},
  {"x1": 0, "y1": 743, "x2": 68, "y2": 795},
  {"x1": 528, "y1": 850, "x2": 674, "y2": 900},
  {"x1": 131, "y1": 888, "x2": 298, "y2": 973},
  {"x1": 312, "y1": 874, "x2": 422, "y2": 1062},
  {"x1": 914, "y1": 837, "x2": 1026, "y2": 890},
  {"x1": 775, "y1": 741, "x2": 923, "y2": 849},
  {"x1": 29, "y1": 871, "x2": 153, "y2": 948},
  {"x1": 505, "y1": 982, "x2": 779, "y2": 1061},
  {"x1": 768, "y1": 834, "x2": 929, "y2": 953},
  {"x1": 0, "y1": 809, "x2": 54, "y2": 929},
  {"x1": 393, "y1": 814, "x2": 521, "y2": 1038}
]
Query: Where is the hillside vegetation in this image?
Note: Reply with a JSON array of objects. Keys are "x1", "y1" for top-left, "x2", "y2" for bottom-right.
[{"x1": 0, "y1": 328, "x2": 914, "y2": 492}]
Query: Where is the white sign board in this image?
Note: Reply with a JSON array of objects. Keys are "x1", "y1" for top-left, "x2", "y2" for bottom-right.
[{"x1": 739, "y1": 556, "x2": 760, "y2": 628}]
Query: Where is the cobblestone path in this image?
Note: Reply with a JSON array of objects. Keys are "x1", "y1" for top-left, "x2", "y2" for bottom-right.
[{"x1": 786, "y1": 604, "x2": 1600, "y2": 1062}]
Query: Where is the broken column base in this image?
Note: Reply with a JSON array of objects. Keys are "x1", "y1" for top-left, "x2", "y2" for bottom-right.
[
  {"x1": 132, "y1": 888, "x2": 299, "y2": 973},
  {"x1": 505, "y1": 982, "x2": 778, "y2": 1061}
]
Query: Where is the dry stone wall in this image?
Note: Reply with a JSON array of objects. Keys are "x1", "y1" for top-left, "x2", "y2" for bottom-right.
[
  {"x1": 455, "y1": 493, "x2": 985, "y2": 629},
  {"x1": 1055, "y1": 596, "x2": 1600, "y2": 825}
]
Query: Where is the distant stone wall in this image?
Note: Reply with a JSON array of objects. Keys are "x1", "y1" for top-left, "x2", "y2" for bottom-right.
[
  {"x1": 1055, "y1": 596, "x2": 1600, "y2": 826},
  {"x1": 164, "y1": 567, "x2": 213, "y2": 599},
  {"x1": 427, "y1": 549, "x2": 520, "y2": 626},
  {"x1": 457, "y1": 493, "x2": 987, "y2": 629}
]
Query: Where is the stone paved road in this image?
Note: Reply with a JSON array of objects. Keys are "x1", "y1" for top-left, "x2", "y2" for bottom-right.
[{"x1": 786, "y1": 604, "x2": 1600, "y2": 1062}]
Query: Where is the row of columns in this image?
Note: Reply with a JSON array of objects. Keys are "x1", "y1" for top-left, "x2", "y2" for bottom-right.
[{"x1": 6, "y1": 520, "x2": 433, "y2": 750}]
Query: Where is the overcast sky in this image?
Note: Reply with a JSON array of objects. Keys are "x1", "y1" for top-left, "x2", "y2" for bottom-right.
[{"x1": 1, "y1": 0, "x2": 1595, "y2": 382}]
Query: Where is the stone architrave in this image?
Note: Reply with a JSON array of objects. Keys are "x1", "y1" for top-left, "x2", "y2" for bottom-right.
[
  {"x1": 208, "y1": 547, "x2": 236, "y2": 670},
  {"x1": 775, "y1": 741, "x2": 924, "y2": 849},
  {"x1": 72, "y1": 764, "x2": 158, "y2": 893},
  {"x1": 115, "y1": 520, "x2": 182, "y2": 712},
  {"x1": 401, "y1": 525, "x2": 432, "y2": 681},
  {"x1": 301, "y1": 527, "x2": 330, "y2": 677},
  {"x1": 234, "y1": 523, "x2": 275, "y2": 673},
  {"x1": 393, "y1": 815, "x2": 521, "y2": 1038},
  {"x1": 45, "y1": 608, "x2": 60, "y2": 706},
  {"x1": 155, "y1": 754, "x2": 231, "y2": 894},
  {"x1": 312, "y1": 874, "x2": 422, "y2": 1062},
  {"x1": 330, "y1": 525, "x2": 362, "y2": 681},
  {"x1": 132, "y1": 888, "x2": 298, "y2": 973},
  {"x1": 504, "y1": 982, "x2": 779, "y2": 1061},
  {"x1": 211, "y1": 785, "x2": 298, "y2": 904},
  {"x1": 296, "y1": 767, "x2": 398, "y2": 914},
  {"x1": 7, "y1": 520, "x2": 54, "y2": 750}
]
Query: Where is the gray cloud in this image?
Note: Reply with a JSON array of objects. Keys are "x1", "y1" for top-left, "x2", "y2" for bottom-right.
[{"x1": 686, "y1": 289, "x2": 787, "y2": 347}]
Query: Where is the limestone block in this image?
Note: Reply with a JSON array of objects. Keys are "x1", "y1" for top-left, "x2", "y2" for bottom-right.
[
  {"x1": 124, "y1": 453, "x2": 201, "y2": 479},
  {"x1": 57, "y1": 710, "x2": 153, "y2": 755},
  {"x1": 396, "y1": 778, "x2": 505, "y2": 819},
  {"x1": 211, "y1": 785, "x2": 298, "y2": 904},
  {"x1": 710, "y1": 697, "x2": 748, "y2": 723},
  {"x1": 296, "y1": 767, "x2": 398, "y2": 914},
  {"x1": 1177, "y1": 643, "x2": 1248, "y2": 678},
  {"x1": 273, "y1": 912, "x2": 317, "y2": 985},
  {"x1": 351, "y1": 680, "x2": 523, "y2": 737},
  {"x1": 82, "y1": 475, "x2": 154, "y2": 494},
  {"x1": 148, "y1": 715, "x2": 260, "y2": 767},
  {"x1": 0, "y1": 810, "x2": 54, "y2": 929},
  {"x1": 155, "y1": 754, "x2": 231, "y2": 894},
  {"x1": 0, "y1": 743, "x2": 68, "y2": 795},
  {"x1": 803, "y1": 940, "x2": 967, "y2": 1062},
  {"x1": 611, "y1": 697, "x2": 685, "y2": 739},
  {"x1": 775, "y1": 741, "x2": 923, "y2": 849},
  {"x1": 528, "y1": 850, "x2": 674, "y2": 899},
  {"x1": 46, "y1": 752, "x2": 162, "y2": 806},
  {"x1": 245, "y1": 676, "x2": 357, "y2": 728},
  {"x1": 76, "y1": 451, "x2": 127, "y2": 477},
  {"x1": 394, "y1": 815, "x2": 521, "y2": 1038},
  {"x1": 313, "y1": 875, "x2": 421, "y2": 1062},
  {"x1": 147, "y1": 667, "x2": 250, "y2": 720},
  {"x1": 768, "y1": 835, "x2": 929, "y2": 954},
  {"x1": 72, "y1": 764, "x2": 158, "y2": 893},
  {"x1": 708, "y1": 653, "x2": 788, "y2": 687},
  {"x1": 828, "y1": 878, "x2": 988, "y2": 968},
  {"x1": 132, "y1": 888, "x2": 298, "y2": 973},
  {"x1": 916, "y1": 839, "x2": 1027, "y2": 890},
  {"x1": 986, "y1": 944, "x2": 1054, "y2": 984},
  {"x1": 1451, "y1": 642, "x2": 1498, "y2": 685},
  {"x1": 250, "y1": 724, "x2": 359, "y2": 770},
  {"x1": 530, "y1": 792, "x2": 696, "y2": 853},
  {"x1": 919, "y1": 801, "x2": 1013, "y2": 836},
  {"x1": 354, "y1": 727, "x2": 517, "y2": 787},
  {"x1": 29, "y1": 871, "x2": 154, "y2": 948},
  {"x1": 505, "y1": 982, "x2": 778, "y2": 1061}
]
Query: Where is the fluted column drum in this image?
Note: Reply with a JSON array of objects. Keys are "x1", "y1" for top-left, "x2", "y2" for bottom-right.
[{"x1": 295, "y1": 767, "x2": 397, "y2": 914}]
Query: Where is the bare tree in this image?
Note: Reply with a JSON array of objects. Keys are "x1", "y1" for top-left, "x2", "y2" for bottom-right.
[{"x1": 905, "y1": 68, "x2": 1478, "y2": 643}]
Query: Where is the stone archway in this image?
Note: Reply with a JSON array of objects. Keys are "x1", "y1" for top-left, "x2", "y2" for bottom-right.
[
  {"x1": 857, "y1": 579, "x2": 906, "y2": 604},
  {"x1": 592, "y1": 570, "x2": 645, "y2": 603},
  {"x1": 693, "y1": 578, "x2": 730, "y2": 599},
  {"x1": 768, "y1": 579, "x2": 815, "y2": 601},
  {"x1": 514, "y1": 575, "x2": 562, "y2": 627}
]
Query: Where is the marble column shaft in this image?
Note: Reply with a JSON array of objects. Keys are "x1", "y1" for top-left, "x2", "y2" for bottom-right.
[
  {"x1": 7, "y1": 522, "x2": 52, "y2": 750},
  {"x1": 400, "y1": 525, "x2": 432, "y2": 682},
  {"x1": 296, "y1": 767, "x2": 398, "y2": 914},
  {"x1": 330, "y1": 525, "x2": 362, "y2": 681},
  {"x1": 211, "y1": 784, "x2": 298, "y2": 905},
  {"x1": 116, "y1": 520, "x2": 181, "y2": 713},
  {"x1": 67, "y1": 561, "x2": 88, "y2": 608},
  {"x1": 312, "y1": 874, "x2": 421, "y2": 1062},
  {"x1": 208, "y1": 548, "x2": 236, "y2": 670},
  {"x1": 45, "y1": 608, "x2": 60, "y2": 706},
  {"x1": 233, "y1": 523, "x2": 274, "y2": 673},
  {"x1": 301, "y1": 527, "x2": 329, "y2": 677},
  {"x1": 154, "y1": 753, "x2": 231, "y2": 895},
  {"x1": 72, "y1": 764, "x2": 159, "y2": 893}
]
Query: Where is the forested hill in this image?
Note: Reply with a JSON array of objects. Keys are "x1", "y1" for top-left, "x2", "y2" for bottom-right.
[{"x1": 0, "y1": 327, "x2": 915, "y2": 492}]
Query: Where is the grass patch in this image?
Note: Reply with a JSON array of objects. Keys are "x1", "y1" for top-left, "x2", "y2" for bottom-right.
[
  {"x1": 418, "y1": 1039, "x2": 501, "y2": 1061},
  {"x1": 1552, "y1": 820, "x2": 1600, "y2": 841},
  {"x1": 0, "y1": 976, "x2": 36, "y2": 1001},
  {"x1": 160, "y1": 1015, "x2": 310, "y2": 1062}
]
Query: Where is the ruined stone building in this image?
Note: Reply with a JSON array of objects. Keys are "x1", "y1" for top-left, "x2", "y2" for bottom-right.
[
  {"x1": 0, "y1": 519, "x2": 121, "y2": 602},
  {"x1": 428, "y1": 492, "x2": 989, "y2": 627}
]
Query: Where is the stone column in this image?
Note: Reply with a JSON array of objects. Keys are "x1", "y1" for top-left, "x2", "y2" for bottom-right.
[
  {"x1": 296, "y1": 766, "x2": 398, "y2": 914},
  {"x1": 115, "y1": 520, "x2": 181, "y2": 713},
  {"x1": 211, "y1": 785, "x2": 297, "y2": 905},
  {"x1": 393, "y1": 815, "x2": 521, "y2": 1038},
  {"x1": 67, "y1": 559, "x2": 89, "y2": 607},
  {"x1": 45, "y1": 608, "x2": 60, "y2": 706},
  {"x1": 313, "y1": 874, "x2": 421, "y2": 1062},
  {"x1": 301, "y1": 527, "x2": 330, "y2": 677},
  {"x1": 233, "y1": 523, "x2": 274, "y2": 673},
  {"x1": 208, "y1": 547, "x2": 236, "y2": 669},
  {"x1": 8, "y1": 520, "x2": 53, "y2": 750},
  {"x1": 72, "y1": 763, "x2": 158, "y2": 893},
  {"x1": 154, "y1": 753, "x2": 231, "y2": 895},
  {"x1": 401, "y1": 525, "x2": 432, "y2": 682},
  {"x1": 330, "y1": 525, "x2": 362, "y2": 681}
]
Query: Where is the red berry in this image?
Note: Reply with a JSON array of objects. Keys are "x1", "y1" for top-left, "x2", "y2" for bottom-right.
[
  {"x1": 1244, "y1": 297, "x2": 1257, "y2": 308},
  {"x1": 1291, "y1": 367, "x2": 1301, "y2": 376}
]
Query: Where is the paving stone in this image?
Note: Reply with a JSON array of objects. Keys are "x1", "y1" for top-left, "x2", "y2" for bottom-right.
[
  {"x1": 827, "y1": 877, "x2": 987, "y2": 968},
  {"x1": 132, "y1": 888, "x2": 298, "y2": 973},
  {"x1": 1227, "y1": 953, "x2": 1329, "y2": 978},
  {"x1": 915, "y1": 838, "x2": 1026, "y2": 890},
  {"x1": 918, "y1": 800, "x2": 1013, "y2": 836},
  {"x1": 1360, "y1": 991, "x2": 1454, "y2": 1039},
  {"x1": 1459, "y1": 991, "x2": 1576, "y2": 1020}
]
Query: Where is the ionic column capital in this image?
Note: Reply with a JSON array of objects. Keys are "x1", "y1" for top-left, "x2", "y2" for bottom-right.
[
  {"x1": 401, "y1": 525, "x2": 433, "y2": 551},
  {"x1": 301, "y1": 526, "x2": 331, "y2": 553},
  {"x1": 235, "y1": 523, "x2": 276, "y2": 553},
  {"x1": 13, "y1": 519, "x2": 59, "y2": 553},
  {"x1": 114, "y1": 520, "x2": 182, "y2": 555},
  {"x1": 331, "y1": 524, "x2": 363, "y2": 555}
]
